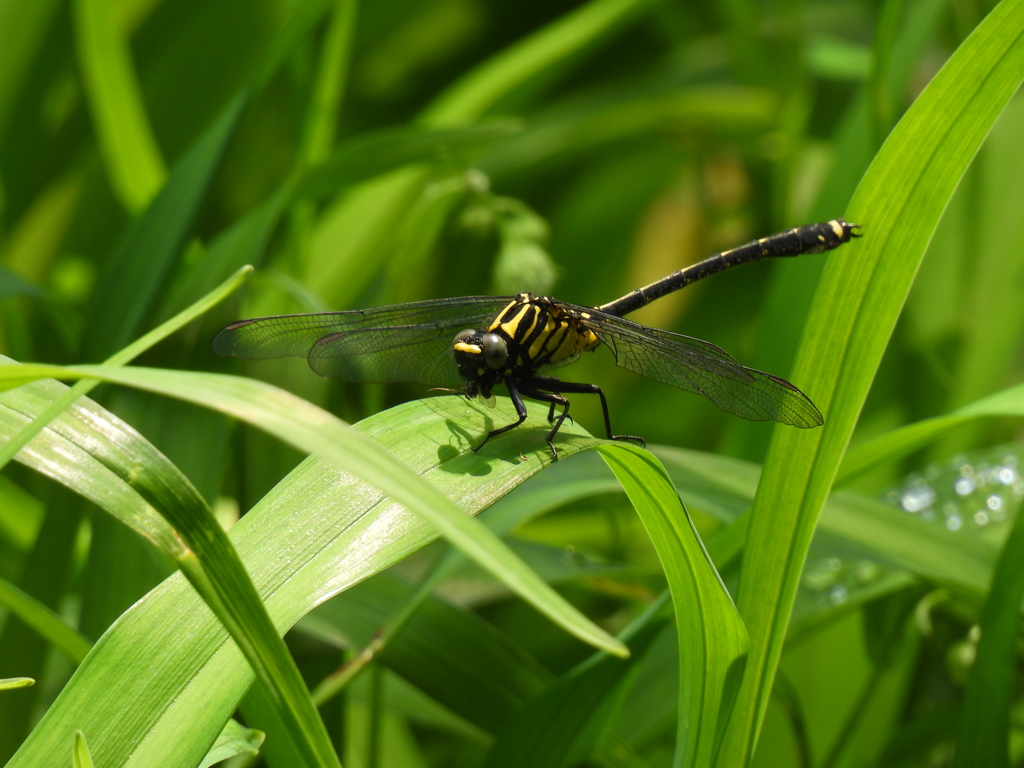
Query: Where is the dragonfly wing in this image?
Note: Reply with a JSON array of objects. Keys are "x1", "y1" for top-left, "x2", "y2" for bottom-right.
[
  {"x1": 579, "y1": 308, "x2": 823, "y2": 427},
  {"x1": 309, "y1": 323, "x2": 467, "y2": 387},
  {"x1": 213, "y1": 296, "x2": 512, "y2": 386}
]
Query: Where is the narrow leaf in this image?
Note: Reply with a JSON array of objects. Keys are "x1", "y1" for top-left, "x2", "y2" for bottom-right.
[
  {"x1": 600, "y1": 444, "x2": 748, "y2": 768},
  {"x1": 0, "y1": 576, "x2": 91, "y2": 664},
  {"x1": 72, "y1": 0, "x2": 165, "y2": 211},
  {"x1": 722, "y1": 2, "x2": 1024, "y2": 762}
]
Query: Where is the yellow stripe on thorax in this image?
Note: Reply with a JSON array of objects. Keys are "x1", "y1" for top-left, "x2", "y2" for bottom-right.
[{"x1": 491, "y1": 302, "x2": 537, "y2": 344}]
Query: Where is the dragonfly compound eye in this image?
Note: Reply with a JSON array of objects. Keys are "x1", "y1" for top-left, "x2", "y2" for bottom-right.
[{"x1": 480, "y1": 333, "x2": 508, "y2": 369}]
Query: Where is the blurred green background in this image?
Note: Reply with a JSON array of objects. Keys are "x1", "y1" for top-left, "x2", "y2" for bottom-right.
[{"x1": 1, "y1": 0, "x2": 1023, "y2": 766}]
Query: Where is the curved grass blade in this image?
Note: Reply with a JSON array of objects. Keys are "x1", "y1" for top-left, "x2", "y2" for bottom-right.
[
  {"x1": 5, "y1": 398, "x2": 600, "y2": 767},
  {"x1": 0, "y1": 368, "x2": 343, "y2": 768},
  {"x1": 599, "y1": 444, "x2": 748, "y2": 768},
  {"x1": 837, "y1": 382, "x2": 1024, "y2": 485},
  {"x1": 422, "y1": 0, "x2": 655, "y2": 126},
  {"x1": 198, "y1": 720, "x2": 265, "y2": 768},
  {"x1": 720, "y1": 2, "x2": 1024, "y2": 762},
  {"x1": 72, "y1": 0, "x2": 165, "y2": 212},
  {"x1": 0, "y1": 576, "x2": 91, "y2": 664},
  {"x1": 0, "y1": 265, "x2": 252, "y2": 471},
  {"x1": 82, "y1": 94, "x2": 245, "y2": 360},
  {"x1": 953, "y1": 487, "x2": 1024, "y2": 768},
  {"x1": 0, "y1": 363, "x2": 627, "y2": 659}
]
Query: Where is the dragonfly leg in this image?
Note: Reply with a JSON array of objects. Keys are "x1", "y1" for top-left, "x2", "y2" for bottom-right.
[
  {"x1": 529, "y1": 376, "x2": 645, "y2": 448},
  {"x1": 472, "y1": 377, "x2": 529, "y2": 454},
  {"x1": 517, "y1": 381, "x2": 571, "y2": 461}
]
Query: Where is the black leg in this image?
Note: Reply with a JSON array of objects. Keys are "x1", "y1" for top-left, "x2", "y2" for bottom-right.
[
  {"x1": 528, "y1": 375, "x2": 645, "y2": 448},
  {"x1": 516, "y1": 382, "x2": 571, "y2": 461},
  {"x1": 472, "y1": 377, "x2": 529, "y2": 454},
  {"x1": 545, "y1": 399, "x2": 572, "y2": 427}
]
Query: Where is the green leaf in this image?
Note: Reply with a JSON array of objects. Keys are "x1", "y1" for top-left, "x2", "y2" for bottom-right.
[
  {"x1": 72, "y1": 0, "x2": 166, "y2": 212},
  {"x1": 72, "y1": 731, "x2": 93, "y2": 768},
  {"x1": 5, "y1": 397, "x2": 602, "y2": 767},
  {"x1": 0, "y1": 264, "x2": 252, "y2": 471},
  {"x1": 197, "y1": 719, "x2": 265, "y2": 768},
  {"x1": 422, "y1": 0, "x2": 656, "y2": 126},
  {"x1": 0, "y1": 678, "x2": 33, "y2": 691},
  {"x1": 953, "y1": 484, "x2": 1024, "y2": 767},
  {"x1": 837, "y1": 382, "x2": 1024, "y2": 485},
  {"x1": 0, "y1": 361, "x2": 341, "y2": 768},
  {"x1": 599, "y1": 444, "x2": 747, "y2": 768},
  {"x1": 721, "y1": 2, "x2": 1024, "y2": 763},
  {"x1": 0, "y1": 575, "x2": 91, "y2": 664},
  {"x1": 82, "y1": 94, "x2": 245, "y2": 360},
  {"x1": 0, "y1": 363, "x2": 627, "y2": 658}
]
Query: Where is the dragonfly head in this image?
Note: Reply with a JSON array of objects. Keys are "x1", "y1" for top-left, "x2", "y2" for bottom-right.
[{"x1": 453, "y1": 329, "x2": 508, "y2": 397}]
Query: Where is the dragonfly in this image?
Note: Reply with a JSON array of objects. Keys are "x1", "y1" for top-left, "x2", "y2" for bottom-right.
[{"x1": 214, "y1": 219, "x2": 860, "y2": 460}]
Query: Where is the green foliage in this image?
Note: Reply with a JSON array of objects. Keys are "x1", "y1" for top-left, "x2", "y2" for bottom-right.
[{"x1": 1, "y1": 1, "x2": 1024, "y2": 767}]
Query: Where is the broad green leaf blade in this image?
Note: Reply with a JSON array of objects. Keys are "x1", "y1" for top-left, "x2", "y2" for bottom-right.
[
  {"x1": 197, "y1": 719, "x2": 265, "y2": 768},
  {"x1": 72, "y1": 0, "x2": 166, "y2": 212},
  {"x1": 0, "y1": 363, "x2": 626, "y2": 658},
  {"x1": 82, "y1": 94, "x2": 245, "y2": 360},
  {"x1": 0, "y1": 575, "x2": 91, "y2": 663},
  {"x1": 722, "y1": 2, "x2": 1024, "y2": 763},
  {"x1": 953, "y1": 491, "x2": 1024, "y2": 767},
  {"x1": 0, "y1": 265, "x2": 252, "y2": 471},
  {"x1": 837, "y1": 382, "x2": 1024, "y2": 485},
  {"x1": 599, "y1": 444, "x2": 748, "y2": 768},
  {"x1": 6, "y1": 398, "x2": 598, "y2": 768},
  {"x1": 0, "y1": 365, "x2": 341, "y2": 768}
]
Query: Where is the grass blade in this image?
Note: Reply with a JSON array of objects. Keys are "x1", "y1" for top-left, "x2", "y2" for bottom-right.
[
  {"x1": 720, "y1": 3, "x2": 1024, "y2": 762},
  {"x1": 82, "y1": 94, "x2": 245, "y2": 360},
  {"x1": 6, "y1": 397, "x2": 598, "y2": 767},
  {"x1": 837, "y1": 382, "x2": 1024, "y2": 485},
  {"x1": 953, "y1": 485, "x2": 1024, "y2": 768},
  {"x1": 0, "y1": 363, "x2": 627, "y2": 658},
  {"x1": 0, "y1": 265, "x2": 251, "y2": 471},
  {"x1": 599, "y1": 444, "x2": 748, "y2": 768},
  {"x1": 72, "y1": 0, "x2": 165, "y2": 211},
  {"x1": 0, "y1": 576, "x2": 91, "y2": 664}
]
